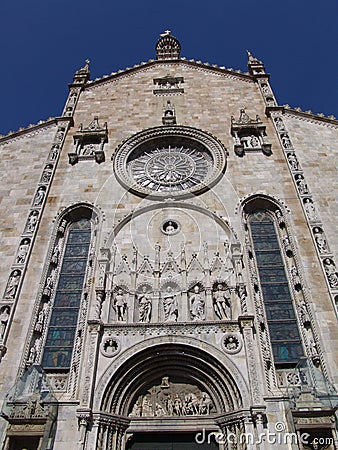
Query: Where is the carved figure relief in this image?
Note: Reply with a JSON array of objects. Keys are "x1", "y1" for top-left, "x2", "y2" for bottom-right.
[
  {"x1": 15, "y1": 239, "x2": 30, "y2": 264},
  {"x1": 33, "y1": 187, "x2": 46, "y2": 206},
  {"x1": 40, "y1": 164, "x2": 53, "y2": 183},
  {"x1": 162, "y1": 286, "x2": 178, "y2": 322},
  {"x1": 323, "y1": 258, "x2": 338, "y2": 288},
  {"x1": 4, "y1": 270, "x2": 21, "y2": 299},
  {"x1": 0, "y1": 306, "x2": 10, "y2": 341},
  {"x1": 129, "y1": 377, "x2": 214, "y2": 417},
  {"x1": 274, "y1": 117, "x2": 285, "y2": 131},
  {"x1": 213, "y1": 283, "x2": 231, "y2": 319},
  {"x1": 281, "y1": 134, "x2": 292, "y2": 149},
  {"x1": 101, "y1": 337, "x2": 120, "y2": 357},
  {"x1": 295, "y1": 174, "x2": 309, "y2": 195},
  {"x1": 313, "y1": 227, "x2": 329, "y2": 253},
  {"x1": 28, "y1": 337, "x2": 42, "y2": 364},
  {"x1": 34, "y1": 302, "x2": 49, "y2": 333},
  {"x1": 303, "y1": 198, "x2": 318, "y2": 222},
  {"x1": 25, "y1": 210, "x2": 39, "y2": 233},
  {"x1": 189, "y1": 285, "x2": 205, "y2": 321},
  {"x1": 49, "y1": 145, "x2": 59, "y2": 161},
  {"x1": 287, "y1": 153, "x2": 299, "y2": 171},
  {"x1": 113, "y1": 288, "x2": 128, "y2": 321},
  {"x1": 51, "y1": 245, "x2": 60, "y2": 266},
  {"x1": 137, "y1": 287, "x2": 152, "y2": 323},
  {"x1": 222, "y1": 333, "x2": 242, "y2": 354}
]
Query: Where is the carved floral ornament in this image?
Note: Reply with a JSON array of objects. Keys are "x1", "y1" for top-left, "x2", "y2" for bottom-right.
[{"x1": 113, "y1": 126, "x2": 227, "y2": 199}]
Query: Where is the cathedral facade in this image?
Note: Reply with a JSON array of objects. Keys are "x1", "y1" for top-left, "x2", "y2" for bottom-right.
[{"x1": 0, "y1": 32, "x2": 337, "y2": 449}]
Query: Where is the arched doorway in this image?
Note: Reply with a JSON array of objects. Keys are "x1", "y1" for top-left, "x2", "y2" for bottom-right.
[{"x1": 93, "y1": 342, "x2": 249, "y2": 450}]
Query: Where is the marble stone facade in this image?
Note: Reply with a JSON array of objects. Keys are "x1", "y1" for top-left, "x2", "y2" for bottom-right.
[{"x1": 0, "y1": 34, "x2": 337, "y2": 450}]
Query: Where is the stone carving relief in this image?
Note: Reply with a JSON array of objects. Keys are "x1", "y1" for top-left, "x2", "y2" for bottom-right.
[
  {"x1": 162, "y1": 286, "x2": 179, "y2": 322},
  {"x1": 15, "y1": 238, "x2": 31, "y2": 264},
  {"x1": 287, "y1": 152, "x2": 300, "y2": 171},
  {"x1": 313, "y1": 227, "x2": 329, "y2": 253},
  {"x1": 153, "y1": 74, "x2": 184, "y2": 95},
  {"x1": 213, "y1": 283, "x2": 231, "y2": 319},
  {"x1": 112, "y1": 288, "x2": 128, "y2": 322},
  {"x1": 189, "y1": 285, "x2": 205, "y2": 321},
  {"x1": 323, "y1": 258, "x2": 338, "y2": 288},
  {"x1": 0, "y1": 305, "x2": 10, "y2": 341},
  {"x1": 25, "y1": 210, "x2": 39, "y2": 233},
  {"x1": 4, "y1": 270, "x2": 21, "y2": 300},
  {"x1": 33, "y1": 186, "x2": 46, "y2": 206},
  {"x1": 40, "y1": 164, "x2": 53, "y2": 183},
  {"x1": 303, "y1": 198, "x2": 319, "y2": 222},
  {"x1": 221, "y1": 333, "x2": 242, "y2": 354},
  {"x1": 69, "y1": 116, "x2": 108, "y2": 165},
  {"x1": 129, "y1": 377, "x2": 214, "y2": 417},
  {"x1": 137, "y1": 286, "x2": 152, "y2": 323},
  {"x1": 231, "y1": 108, "x2": 271, "y2": 156},
  {"x1": 162, "y1": 100, "x2": 176, "y2": 125},
  {"x1": 49, "y1": 145, "x2": 59, "y2": 161},
  {"x1": 100, "y1": 337, "x2": 120, "y2": 357},
  {"x1": 295, "y1": 174, "x2": 309, "y2": 195}
]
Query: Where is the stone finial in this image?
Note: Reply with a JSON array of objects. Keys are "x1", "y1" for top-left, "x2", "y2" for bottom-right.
[
  {"x1": 156, "y1": 31, "x2": 181, "y2": 60},
  {"x1": 72, "y1": 59, "x2": 91, "y2": 84},
  {"x1": 246, "y1": 50, "x2": 266, "y2": 76}
]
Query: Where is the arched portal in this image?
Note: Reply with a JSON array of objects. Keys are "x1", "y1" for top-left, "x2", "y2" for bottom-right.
[{"x1": 93, "y1": 342, "x2": 250, "y2": 450}]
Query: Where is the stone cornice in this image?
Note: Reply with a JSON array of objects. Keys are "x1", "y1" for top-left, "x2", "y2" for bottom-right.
[
  {"x1": 281, "y1": 106, "x2": 337, "y2": 127},
  {"x1": 0, "y1": 117, "x2": 73, "y2": 144},
  {"x1": 83, "y1": 58, "x2": 254, "y2": 90}
]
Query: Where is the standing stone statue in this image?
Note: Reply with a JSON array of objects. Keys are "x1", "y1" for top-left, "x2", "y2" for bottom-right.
[
  {"x1": 189, "y1": 286, "x2": 205, "y2": 321},
  {"x1": 163, "y1": 287, "x2": 178, "y2": 322},
  {"x1": 4, "y1": 271, "x2": 21, "y2": 299},
  {"x1": 16, "y1": 239, "x2": 30, "y2": 264},
  {"x1": 138, "y1": 287, "x2": 152, "y2": 323},
  {"x1": 113, "y1": 289, "x2": 127, "y2": 321},
  {"x1": 213, "y1": 284, "x2": 231, "y2": 319},
  {"x1": 0, "y1": 306, "x2": 10, "y2": 340}
]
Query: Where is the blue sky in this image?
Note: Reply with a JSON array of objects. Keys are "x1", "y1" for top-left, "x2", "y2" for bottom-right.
[{"x1": 0, "y1": 0, "x2": 337, "y2": 135}]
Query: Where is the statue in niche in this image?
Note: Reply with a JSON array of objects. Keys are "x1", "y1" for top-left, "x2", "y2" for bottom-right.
[
  {"x1": 16, "y1": 239, "x2": 30, "y2": 264},
  {"x1": 26, "y1": 211, "x2": 39, "y2": 233},
  {"x1": 304, "y1": 198, "x2": 318, "y2": 221},
  {"x1": 138, "y1": 287, "x2": 152, "y2": 323},
  {"x1": 313, "y1": 228, "x2": 328, "y2": 253},
  {"x1": 43, "y1": 270, "x2": 55, "y2": 297},
  {"x1": 297, "y1": 298, "x2": 310, "y2": 327},
  {"x1": 189, "y1": 285, "x2": 205, "y2": 321},
  {"x1": 163, "y1": 286, "x2": 178, "y2": 322},
  {"x1": 282, "y1": 234, "x2": 293, "y2": 256},
  {"x1": 281, "y1": 134, "x2": 292, "y2": 148},
  {"x1": 34, "y1": 302, "x2": 49, "y2": 333},
  {"x1": 250, "y1": 135, "x2": 260, "y2": 147},
  {"x1": 4, "y1": 270, "x2": 21, "y2": 299},
  {"x1": 291, "y1": 266, "x2": 302, "y2": 290},
  {"x1": 113, "y1": 289, "x2": 128, "y2": 321},
  {"x1": 55, "y1": 129, "x2": 64, "y2": 142},
  {"x1": 213, "y1": 284, "x2": 231, "y2": 319},
  {"x1": 274, "y1": 117, "x2": 285, "y2": 131},
  {"x1": 28, "y1": 337, "x2": 42, "y2": 364},
  {"x1": 295, "y1": 174, "x2": 309, "y2": 195},
  {"x1": 0, "y1": 306, "x2": 10, "y2": 340},
  {"x1": 287, "y1": 153, "x2": 299, "y2": 171},
  {"x1": 82, "y1": 143, "x2": 96, "y2": 156},
  {"x1": 41, "y1": 165, "x2": 53, "y2": 183},
  {"x1": 50, "y1": 145, "x2": 59, "y2": 161},
  {"x1": 323, "y1": 259, "x2": 338, "y2": 288},
  {"x1": 33, "y1": 187, "x2": 45, "y2": 206},
  {"x1": 51, "y1": 245, "x2": 60, "y2": 266}
]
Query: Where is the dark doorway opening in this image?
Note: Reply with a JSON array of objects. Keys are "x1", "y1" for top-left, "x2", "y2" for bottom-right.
[
  {"x1": 8, "y1": 435, "x2": 41, "y2": 450},
  {"x1": 127, "y1": 432, "x2": 218, "y2": 450}
]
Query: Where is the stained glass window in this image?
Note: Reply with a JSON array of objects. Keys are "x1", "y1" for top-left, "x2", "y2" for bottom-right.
[
  {"x1": 249, "y1": 211, "x2": 303, "y2": 366},
  {"x1": 42, "y1": 218, "x2": 91, "y2": 370}
]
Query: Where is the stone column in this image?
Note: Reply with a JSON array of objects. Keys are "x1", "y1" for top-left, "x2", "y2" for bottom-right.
[{"x1": 239, "y1": 316, "x2": 262, "y2": 405}]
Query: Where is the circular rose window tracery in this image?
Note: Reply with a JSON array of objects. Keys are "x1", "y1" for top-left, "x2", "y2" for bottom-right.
[{"x1": 113, "y1": 126, "x2": 227, "y2": 198}]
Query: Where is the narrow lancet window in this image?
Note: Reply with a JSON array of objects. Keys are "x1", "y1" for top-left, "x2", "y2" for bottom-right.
[
  {"x1": 249, "y1": 211, "x2": 303, "y2": 366},
  {"x1": 42, "y1": 218, "x2": 91, "y2": 370}
]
